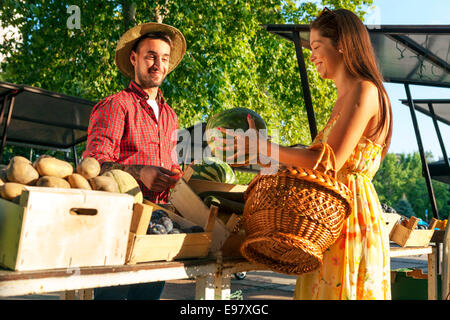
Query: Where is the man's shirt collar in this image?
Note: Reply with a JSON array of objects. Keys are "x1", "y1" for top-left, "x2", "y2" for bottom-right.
[{"x1": 128, "y1": 81, "x2": 165, "y2": 105}]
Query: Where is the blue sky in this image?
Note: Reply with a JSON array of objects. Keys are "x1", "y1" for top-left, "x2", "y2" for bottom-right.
[{"x1": 365, "y1": 0, "x2": 450, "y2": 160}]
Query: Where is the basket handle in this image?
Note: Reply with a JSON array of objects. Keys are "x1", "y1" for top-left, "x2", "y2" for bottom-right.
[{"x1": 309, "y1": 143, "x2": 337, "y2": 178}]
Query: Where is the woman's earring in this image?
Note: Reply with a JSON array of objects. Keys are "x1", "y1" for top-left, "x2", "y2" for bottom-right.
[{"x1": 338, "y1": 49, "x2": 343, "y2": 53}]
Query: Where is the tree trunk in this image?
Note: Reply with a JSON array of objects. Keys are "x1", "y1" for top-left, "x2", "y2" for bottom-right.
[{"x1": 121, "y1": 1, "x2": 136, "y2": 31}]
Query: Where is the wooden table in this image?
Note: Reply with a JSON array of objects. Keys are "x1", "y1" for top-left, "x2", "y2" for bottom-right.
[
  {"x1": 0, "y1": 258, "x2": 217, "y2": 299},
  {"x1": 0, "y1": 246, "x2": 445, "y2": 300},
  {"x1": 390, "y1": 246, "x2": 438, "y2": 299}
]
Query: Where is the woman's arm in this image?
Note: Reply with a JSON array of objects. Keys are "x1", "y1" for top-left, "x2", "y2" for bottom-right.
[
  {"x1": 219, "y1": 81, "x2": 379, "y2": 171},
  {"x1": 273, "y1": 82, "x2": 379, "y2": 171}
]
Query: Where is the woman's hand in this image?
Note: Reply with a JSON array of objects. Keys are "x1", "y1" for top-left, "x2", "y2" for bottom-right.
[{"x1": 215, "y1": 114, "x2": 269, "y2": 166}]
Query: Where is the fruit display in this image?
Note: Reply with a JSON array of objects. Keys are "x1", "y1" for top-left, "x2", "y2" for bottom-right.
[
  {"x1": 205, "y1": 107, "x2": 267, "y2": 165},
  {"x1": 190, "y1": 157, "x2": 237, "y2": 184},
  {"x1": 102, "y1": 169, "x2": 143, "y2": 203},
  {"x1": 146, "y1": 209, "x2": 205, "y2": 235},
  {"x1": 0, "y1": 155, "x2": 143, "y2": 203}
]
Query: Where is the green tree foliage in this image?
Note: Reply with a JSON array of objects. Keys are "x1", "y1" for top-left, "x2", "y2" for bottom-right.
[
  {"x1": 394, "y1": 196, "x2": 415, "y2": 218},
  {"x1": 373, "y1": 152, "x2": 449, "y2": 220},
  {"x1": 0, "y1": 0, "x2": 372, "y2": 166}
]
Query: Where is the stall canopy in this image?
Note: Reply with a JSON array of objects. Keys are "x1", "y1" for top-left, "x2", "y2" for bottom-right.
[
  {"x1": 400, "y1": 99, "x2": 450, "y2": 126},
  {"x1": 0, "y1": 81, "x2": 96, "y2": 162},
  {"x1": 263, "y1": 24, "x2": 450, "y2": 88},
  {"x1": 263, "y1": 24, "x2": 450, "y2": 219}
]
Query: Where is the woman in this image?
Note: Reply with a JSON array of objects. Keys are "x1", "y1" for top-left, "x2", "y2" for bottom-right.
[{"x1": 219, "y1": 8, "x2": 393, "y2": 300}]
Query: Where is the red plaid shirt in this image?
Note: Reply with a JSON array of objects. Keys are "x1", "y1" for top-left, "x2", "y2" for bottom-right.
[{"x1": 83, "y1": 81, "x2": 180, "y2": 204}]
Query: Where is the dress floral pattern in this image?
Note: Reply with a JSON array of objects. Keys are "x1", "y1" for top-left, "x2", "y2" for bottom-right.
[{"x1": 294, "y1": 114, "x2": 391, "y2": 300}]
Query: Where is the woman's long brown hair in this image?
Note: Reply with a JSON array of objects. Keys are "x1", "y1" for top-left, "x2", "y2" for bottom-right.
[{"x1": 311, "y1": 8, "x2": 393, "y2": 159}]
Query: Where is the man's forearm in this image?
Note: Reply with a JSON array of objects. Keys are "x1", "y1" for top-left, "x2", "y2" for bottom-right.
[{"x1": 100, "y1": 161, "x2": 144, "y2": 181}]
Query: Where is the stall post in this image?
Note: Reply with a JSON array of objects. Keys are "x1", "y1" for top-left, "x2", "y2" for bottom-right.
[
  {"x1": 0, "y1": 89, "x2": 23, "y2": 162},
  {"x1": 404, "y1": 83, "x2": 440, "y2": 219},
  {"x1": 292, "y1": 31, "x2": 317, "y2": 141},
  {"x1": 428, "y1": 102, "x2": 450, "y2": 175}
]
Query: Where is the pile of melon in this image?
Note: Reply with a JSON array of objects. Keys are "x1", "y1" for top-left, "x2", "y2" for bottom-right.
[{"x1": 0, "y1": 155, "x2": 143, "y2": 204}]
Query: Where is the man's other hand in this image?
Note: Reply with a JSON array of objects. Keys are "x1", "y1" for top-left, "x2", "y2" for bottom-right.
[{"x1": 139, "y1": 165, "x2": 178, "y2": 192}]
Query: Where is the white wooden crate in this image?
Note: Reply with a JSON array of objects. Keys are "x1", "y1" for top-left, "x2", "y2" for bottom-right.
[{"x1": 0, "y1": 186, "x2": 134, "y2": 271}]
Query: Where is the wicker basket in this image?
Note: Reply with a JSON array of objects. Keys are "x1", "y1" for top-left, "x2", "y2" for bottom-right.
[{"x1": 240, "y1": 143, "x2": 353, "y2": 275}]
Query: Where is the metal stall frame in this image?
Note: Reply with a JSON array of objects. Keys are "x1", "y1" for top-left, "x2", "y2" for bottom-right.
[
  {"x1": 263, "y1": 24, "x2": 450, "y2": 220},
  {"x1": 0, "y1": 82, "x2": 96, "y2": 165}
]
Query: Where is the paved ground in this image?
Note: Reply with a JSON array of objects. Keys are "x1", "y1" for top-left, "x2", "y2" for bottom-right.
[{"x1": 3, "y1": 254, "x2": 428, "y2": 300}]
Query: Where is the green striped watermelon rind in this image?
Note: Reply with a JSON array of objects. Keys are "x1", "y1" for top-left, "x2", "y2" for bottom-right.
[
  {"x1": 205, "y1": 107, "x2": 267, "y2": 165},
  {"x1": 190, "y1": 157, "x2": 238, "y2": 184}
]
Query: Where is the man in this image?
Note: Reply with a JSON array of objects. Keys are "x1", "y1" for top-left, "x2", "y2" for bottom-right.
[{"x1": 83, "y1": 22, "x2": 186, "y2": 299}]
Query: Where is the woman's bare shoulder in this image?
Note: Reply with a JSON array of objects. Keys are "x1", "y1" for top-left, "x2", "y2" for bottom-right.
[
  {"x1": 355, "y1": 80, "x2": 378, "y2": 98},
  {"x1": 348, "y1": 80, "x2": 379, "y2": 113}
]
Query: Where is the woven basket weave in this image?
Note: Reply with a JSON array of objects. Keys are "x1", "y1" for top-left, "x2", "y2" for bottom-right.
[{"x1": 240, "y1": 143, "x2": 353, "y2": 275}]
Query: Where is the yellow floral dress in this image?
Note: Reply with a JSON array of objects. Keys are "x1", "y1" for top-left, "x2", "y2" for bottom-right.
[{"x1": 294, "y1": 115, "x2": 391, "y2": 300}]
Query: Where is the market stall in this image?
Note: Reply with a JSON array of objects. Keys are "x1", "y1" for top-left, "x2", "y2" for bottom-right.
[
  {"x1": 262, "y1": 23, "x2": 450, "y2": 300},
  {"x1": 0, "y1": 22, "x2": 448, "y2": 300}
]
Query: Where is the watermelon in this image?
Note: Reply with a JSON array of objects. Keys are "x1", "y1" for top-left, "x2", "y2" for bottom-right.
[
  {"x1": 205, "y1": 107, "x2": 267, "y2": 165},
  {"x1": 190, "y1": 157, "x2": 238, "y2": 184}
]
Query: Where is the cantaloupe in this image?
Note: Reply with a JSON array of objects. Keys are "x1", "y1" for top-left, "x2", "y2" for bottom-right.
[{"x1": 102, "y1": 169, "x2": 143, "y2": 203}]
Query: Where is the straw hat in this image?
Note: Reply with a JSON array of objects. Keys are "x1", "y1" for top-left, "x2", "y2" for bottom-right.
[{"x1": 115, "y1": 22, "x2": 186, "y2": 79}]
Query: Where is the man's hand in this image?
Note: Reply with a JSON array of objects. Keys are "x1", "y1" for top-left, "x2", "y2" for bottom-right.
[{"x1": 139, "y1": 165, "x2": 179, "y2": 193}]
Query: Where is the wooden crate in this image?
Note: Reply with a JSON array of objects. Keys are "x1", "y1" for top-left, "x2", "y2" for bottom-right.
[
  {"x1": 390, "y1": 216, "x2": 437, "y2": 247},
  {"x1": 382, "y1": 211, "x2": 402, "y2": 237},
  {"x1": 188, "y1": 179, "x2": 248, "y2": 194},
  {"x1": 169, "y1": 167, "x2": 248, "y2": 257},
  {"x1": 125, "y1": 201, "x2": 216, "y2": 264},
  {"x1": 0, "y1": 186, "x2": 134, "y2": 271}
]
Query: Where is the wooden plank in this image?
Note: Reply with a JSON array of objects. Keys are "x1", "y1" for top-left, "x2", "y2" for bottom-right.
[
  {"x1": 389, "y1": 246, "x2": 433, "y2": 257},
  {"x1": 125, "y1": 232, "x2": 136, "y2": 263},
  {"x1": 143, "y1": 200, "x2": 195, "y2": 228},
  {"x1": 78, "y1": 289, "x2": 94, "y2": 300},
  {"x1": 390, "y1": 223, "x2": 412, "y2": 247},
  {"x1": 382, "y1": 211, "x2": 401, "y2": 237},
  {"x1": 215, "y1": 269, "x2": 231, "y2": 300},
  {"x1": 428, "y1": 246, "x2": 438, "y2": 300},
  {"x1": 406, "y1": 216, "x2": 419, "y2": 229},
  {"x1": 0, "y1": 260, "x2": 217, "y2": 297},
  {"x1": 428, "y1": 218, "x2": 438, "y2": 230},
  {"x1": 60, "y1": 290, "x2": 76, "y2": 300},
  {"x1": 182, "y1": 166, "x2": 195, "y2": 182},
  {"x1": 169, "y1": 179, "x2": 230, "y2": 254},
  {"x1": 188, "y1": 179, "x2": 248, "y2": 194},
  {"x1": 130, "y1": 203, "x2": 153, "y2": 235},
  {"x1": 204, "y1": 205, "x2": 218, "y2": 233},
  {"x1": 195, "y1": 274, "x2": 216, "y2": 300},
  {"x1": 128, "y1": 233, "x2": 211, "y2": 264}
]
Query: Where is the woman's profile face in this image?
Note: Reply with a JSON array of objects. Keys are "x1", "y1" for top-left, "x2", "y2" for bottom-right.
[{"x1": 309, "y1": 28, "x2": 342, "y2": 80}]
